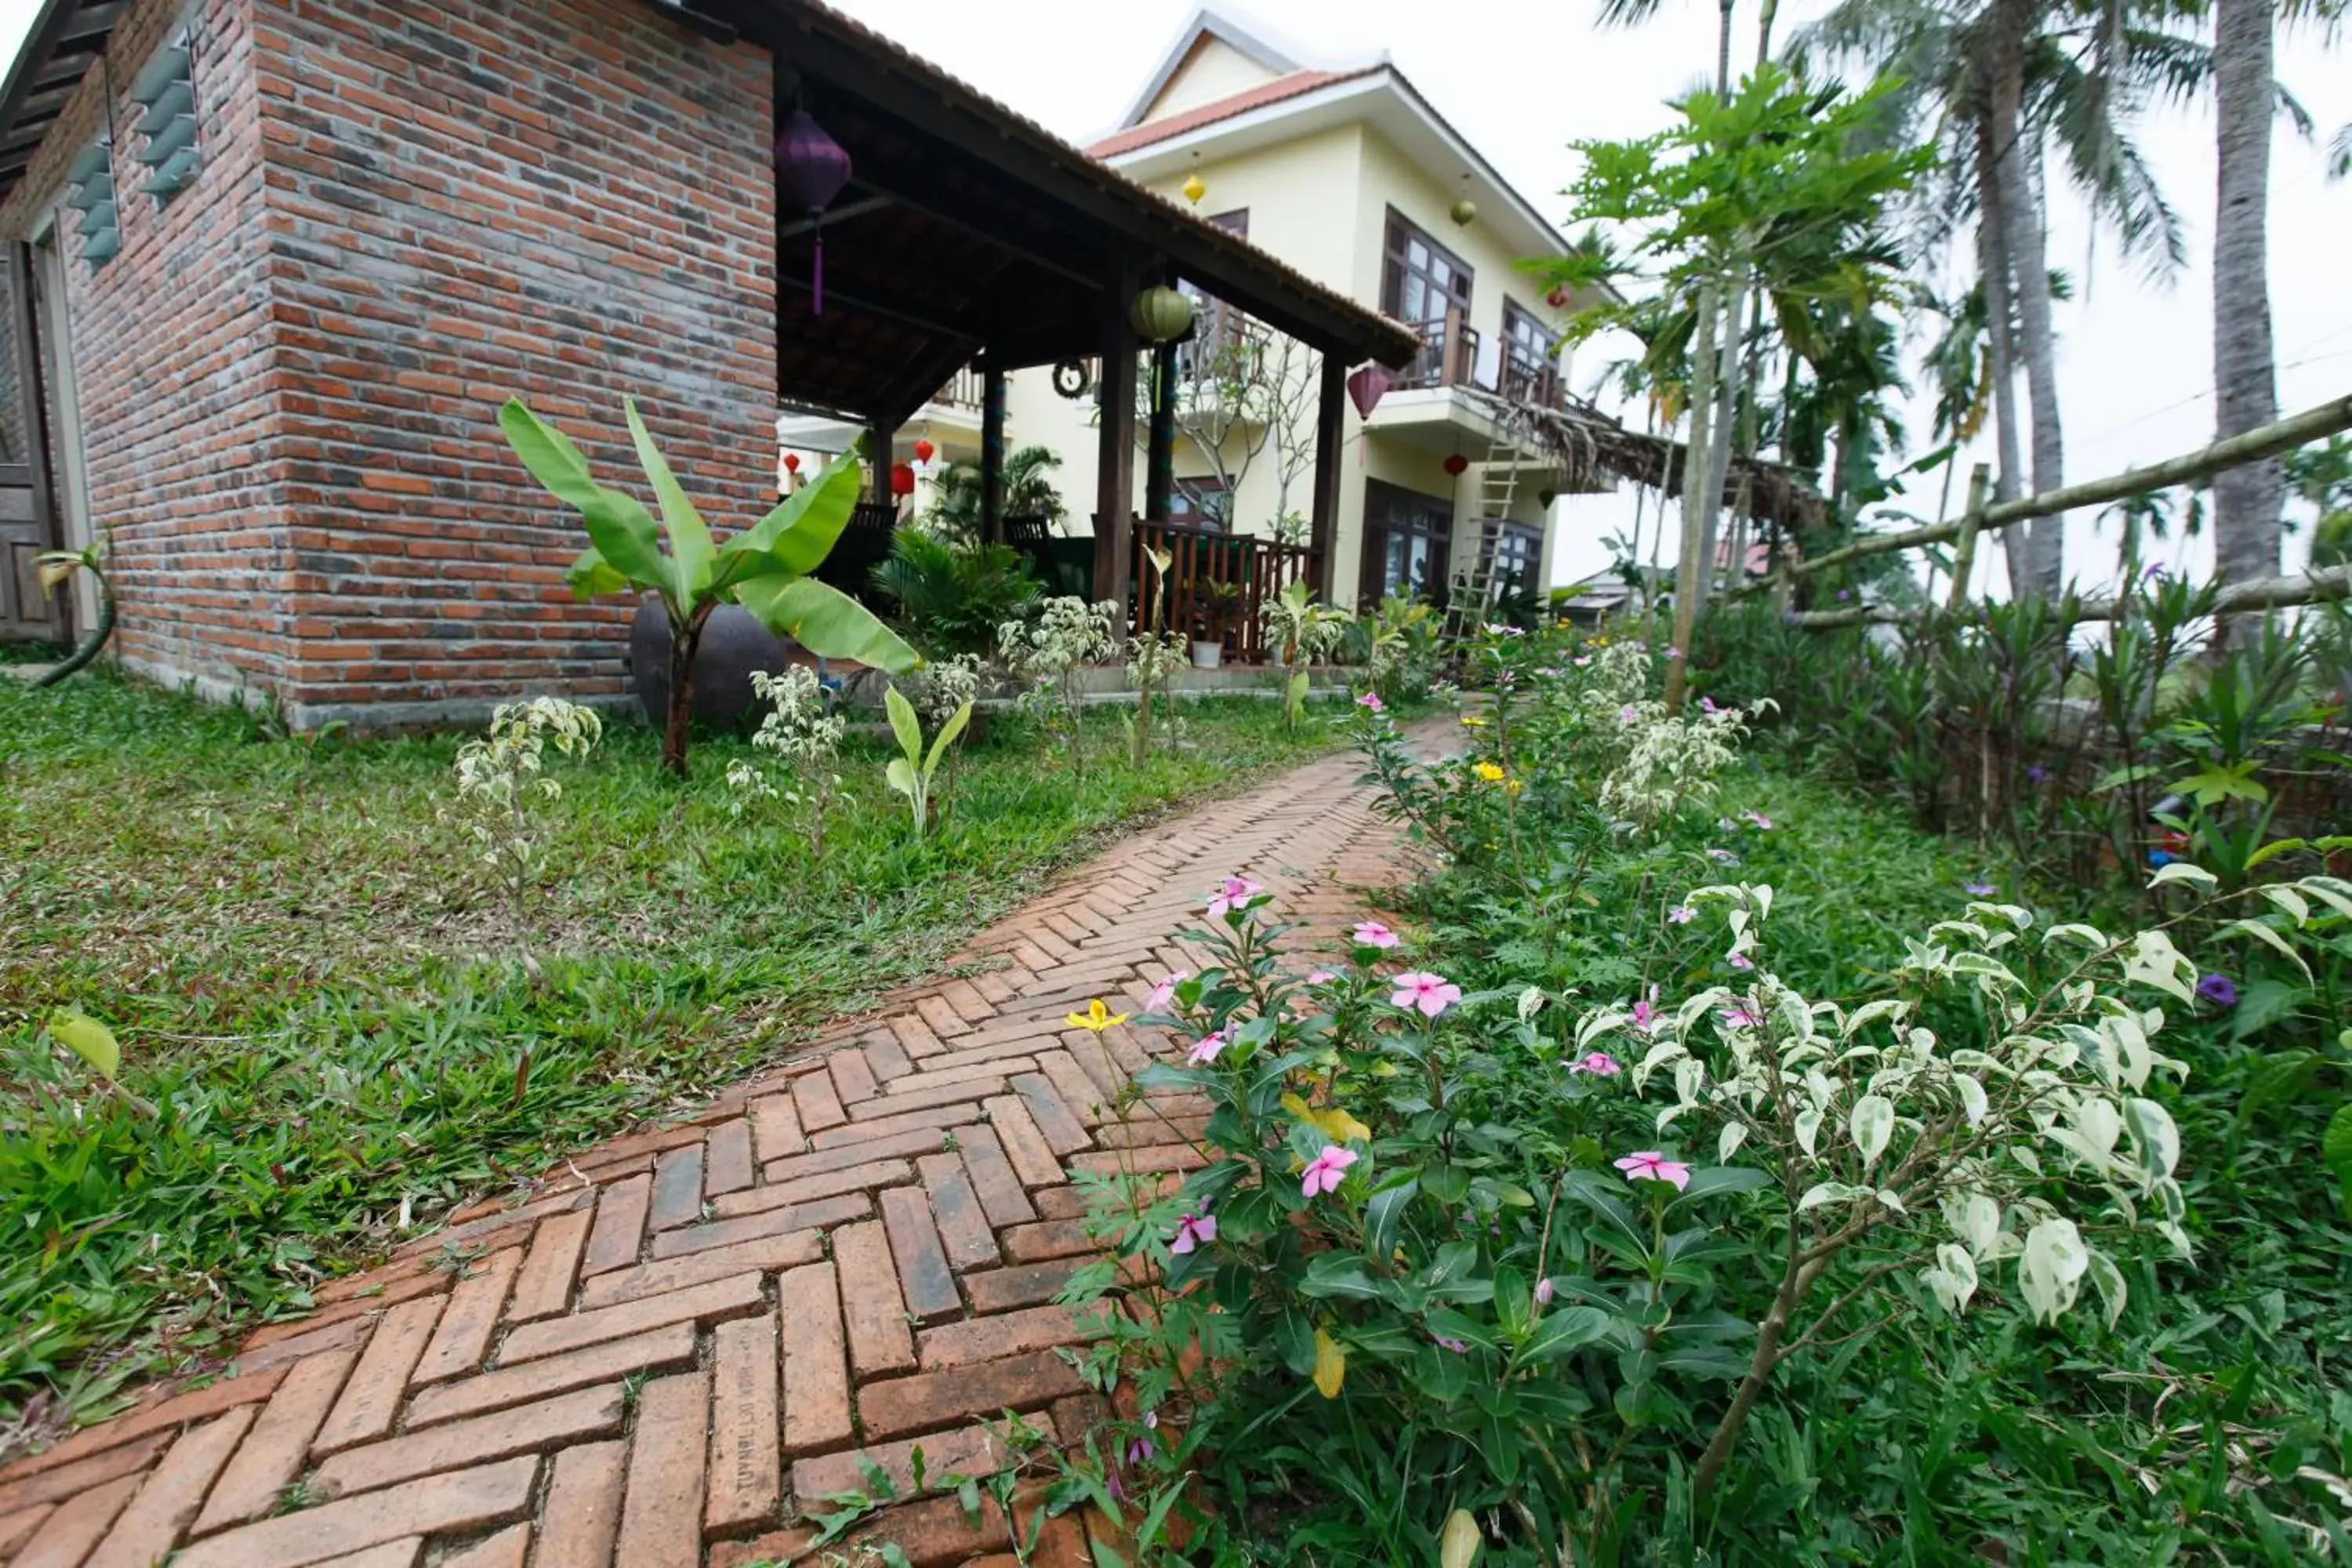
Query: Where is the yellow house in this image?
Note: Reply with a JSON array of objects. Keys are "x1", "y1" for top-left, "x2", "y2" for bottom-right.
[{"x1": 1003, "y1": 7, "x2": 1602, "y2": 615}]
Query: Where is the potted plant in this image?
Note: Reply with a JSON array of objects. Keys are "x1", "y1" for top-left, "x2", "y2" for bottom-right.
[{"x1": 1193, "y1": 579, "x2": 1243, "y2": 668}]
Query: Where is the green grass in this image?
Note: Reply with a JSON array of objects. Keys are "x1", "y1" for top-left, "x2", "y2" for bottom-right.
[{"x1": 0, "y1": 670, "x2": 1344, "y2": 1437}]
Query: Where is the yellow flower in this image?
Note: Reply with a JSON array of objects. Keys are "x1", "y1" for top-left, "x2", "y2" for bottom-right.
[
  {"x1": 1473, "y1": 761, "x2": 1506, "y2": 783},
  {"x1": 1280, "y1": 1091, "x2": 1372, "y2": 1145},
  {"x1": 1504, "y1": 778, "x2": 1525, "y2": 797},
  {"x1": 1312, "y1": 1329, "x2": 1347, "y2": 1398},
  {"x1": 1066, "y1": 999, "x2": 1128, "y2": 1033},
  {"x1": 1459, "y1": 713, "x2": 1488, "y2": 728}
]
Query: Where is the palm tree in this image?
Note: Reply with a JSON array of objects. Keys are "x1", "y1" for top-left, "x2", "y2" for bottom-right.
[
  {"x1": 2212, "y1": 0, "x2": 2283, "y2": 594},
  {"x1": 1795, "y1": 1, "x2": 2212, "y2": 597},
  {"x1": 919, "y1": 445, "x2": 1069, "y2": 545}
]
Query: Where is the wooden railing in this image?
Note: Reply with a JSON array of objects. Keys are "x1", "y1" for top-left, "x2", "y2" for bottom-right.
[
  {"x1": 1395, "y1": 307, "x2": 1568, "y2": 410},
  {"x1": 931, "y1": 365, "x2": 985, "y2": 411},
  {"x1": 1130, "y1": 515, "x2": 1313, "y2": 664}
]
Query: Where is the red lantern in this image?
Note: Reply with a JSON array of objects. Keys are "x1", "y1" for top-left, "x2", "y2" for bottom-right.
[
  {"x1": 1345, "y1": 362, "x2": 1389, "y2": 419},
  {"x1": 782, "y1": 452, "x2": 800, "y2": 474},
  {"x1": 1443, "y1": 452, "x2": 1469, "y2": 477},
  {"x1": 890, "y1": 461, "x2": 916, "y2": 498},
  {"x1": 913, "y1": 437, "x2": 935, "y2": 464},
  {"x1": 1545, "y1": 285, "x2": 1570, "y2": 309}
]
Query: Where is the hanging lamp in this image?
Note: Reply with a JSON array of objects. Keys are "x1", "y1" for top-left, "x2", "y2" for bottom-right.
[
  {"x1": 775, "y1": 107, "x2": 852, "y2": 314},
  {"x1": 1345, "y1": 363, "x2": 1389, "y2": 419}
]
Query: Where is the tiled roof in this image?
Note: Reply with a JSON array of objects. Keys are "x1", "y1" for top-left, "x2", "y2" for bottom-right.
[{"x1": 1087, "y1": 67, "x2": 1381, "y2": 159}]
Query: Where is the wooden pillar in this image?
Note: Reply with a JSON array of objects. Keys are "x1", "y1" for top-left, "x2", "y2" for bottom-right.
[
  {"x1": 869, "y1": 416, "x2": 897, "y2": 510},
  {"x1": 1145, "y1": 342, "x2": 1176, "y2": 522},
  {"x1": 980, "y1": 364, "x2": 1007, "y2": 544},
  {"x1": 1310, "y1": 354, "x2": 1345, "y2": 603},
  {"x1": 1093, "y1": 263, "x2": 1140, "y2": 609}
]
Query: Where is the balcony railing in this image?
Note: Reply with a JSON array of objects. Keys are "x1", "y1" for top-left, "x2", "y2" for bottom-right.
[
  {"x1": 1129, "y1": 514, "x2": 1314, "y2": 664},
  {"x1": 1393, "y1": 308, "x2": 1567, "y2": 410},
  {"x1": 931, "y1": 365, "x2": 985, "y2": 411}
]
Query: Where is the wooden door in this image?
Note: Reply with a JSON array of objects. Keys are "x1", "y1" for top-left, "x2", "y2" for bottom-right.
[{"x1": 0, "y1": 241, "x2": 62, "y2": 642}]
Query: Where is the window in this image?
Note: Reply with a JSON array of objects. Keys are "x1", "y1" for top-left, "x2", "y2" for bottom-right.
[
  {"x1": 1171, "y1": 476, "x2": 1231, "y2": 530},
  {"x1": 1498, "y1": 299, "x2": 1556, "y2": 402},
  {"x1": 1359, "y1": 479, "x2": 1454, "y2": 608},
  {"x1": 1487, "y1": 523, "x2": 1543, "y2": 601},
  {"x1": 130, "y1": 32, "x2": 200, "y2": 205},
  {"x1": 1178, "y1": 210, "x2": 1251, "y2": 383},
  {"x1": 1381, "y1": 210, "x2": 1472, "y2": 387}
]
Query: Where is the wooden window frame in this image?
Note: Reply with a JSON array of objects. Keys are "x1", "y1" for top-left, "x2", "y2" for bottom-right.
[
  {"x1": 1380, "y1": 206, "x2": 1472, "y2": 328},
  {"x1": 1358, "y1": 477, "x2": 1455, "y2": 609}
]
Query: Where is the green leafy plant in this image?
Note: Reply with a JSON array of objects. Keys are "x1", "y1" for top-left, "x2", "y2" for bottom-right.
[
  {"x1": 726, "y1": 666, "x2": 846, "y2": 860},
  {"x1": 869, "y1": 528, "x2": 1044, "y2": 658},
  {"x1": 446, "y1": 696, "x2": 603, "y2": 911},
  {"x1": 884, "y1": 685, "x2": 974, "y2": 840},
  {"x1": 500, "y1": 395, "x2": 917, "y2": 778}
]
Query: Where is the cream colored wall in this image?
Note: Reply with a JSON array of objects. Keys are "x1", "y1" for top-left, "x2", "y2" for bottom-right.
[
  {"x1": 1000, "y1": 124, "x2": 1370, "y2": 554},
  {"x1": 1140, "y1": 36, "x2": 1283, "y2": 122},
  {"x1": 996, "y1": 114, "x2": 1578, "y2": 604}
]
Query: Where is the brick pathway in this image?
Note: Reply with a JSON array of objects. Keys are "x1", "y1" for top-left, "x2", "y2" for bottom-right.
[{"x1": 0, "y1": 741, "x2": 1423, "y2": 1568}]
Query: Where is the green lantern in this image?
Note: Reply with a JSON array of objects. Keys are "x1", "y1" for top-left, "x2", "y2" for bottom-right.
[
  {"x1": 1450, "y1": 197, "x2": 1477, "y2": 227},
  {"x1": 1128, "y1": 285, "x2": 1195, "y2": 344}
]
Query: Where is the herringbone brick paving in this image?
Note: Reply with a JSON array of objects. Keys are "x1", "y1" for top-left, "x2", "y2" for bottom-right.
[{"x1": 0, "y1": 736, "x2": 1431, "y2": 1567}]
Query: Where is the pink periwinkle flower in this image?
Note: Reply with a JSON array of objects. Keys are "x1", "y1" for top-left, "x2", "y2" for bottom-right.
[
  {"x1": 1667, "y1": 905, "x2": 1698, "y2": 925},
  {"x1": 1169, "y1": 1210, "x2": 1218, "y2": 1256},
  {"x1": 1722, "y1": 1004, "x2": 1761, "y2": 1030},
  {"x1": 1667, "y1": 646, "x2": 1684, "y2": 660},
  {"x1": 1187, "y1": 1029, "x2": 1229, "y2": 1065},
  {"x1": 1573, "y1": 655, "x2": 1592, "y2": 668},
  {"x1": 1740, "y1": 810, "x2": 1773, "y2": 830},
  {"x1": 1614, "y1": 1150, "x2": 1693, "y2": 1192},
  {"x1": 1630, "y1": 985, "x2": 1662, "y2": 1033},
  {"x1": 1207, "y1": 876, "x2": 1264, "y2": 919},
  {"x1": 1305, "y1": 969, "x2": 1337, "y2": 985},
  {"x1": 1357, "y1": 691, "x2": 1385, "y2": 713},
  {"x1": 1389, "y1": 971, "x2": 1462, "y2": 1018},
  {"x1": 1432, "y1": 1335, "x2": 1470, "y2": 1354},
  {"x1": 1301, "y1": 1144, "x2": 1359, "y2": 1199},
  {"x1": 1568, "y1": 1051, "x2": 1621, "y2": 1077},
  {"x1": 1352, "y1": 920, "x2": 1401, "y2": 949},
  {"x1": 1534, "y1": 1277, "x2": 1555, "y2": 1306},
  {"x1": 1700, "y1": 696, "x2": 1719, "y2": 713},
  {"x1": 1727, "y1": 951, "x2": 1754, "y2": 971},
  {"x1": 1145, "y1": 970, "x2": 1190, "y2": 1014}
]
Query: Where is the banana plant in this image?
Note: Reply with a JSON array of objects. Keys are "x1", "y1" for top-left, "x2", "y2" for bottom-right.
[
  {"x1": 501, "y1": 397, "x2": 918, "y2": 779},
  {"x1": 883, "y1": 684, "x2": 973, "y2": 840},
  {"x1": 30, "y1": 543, "x2": 115, "y2": 689}
]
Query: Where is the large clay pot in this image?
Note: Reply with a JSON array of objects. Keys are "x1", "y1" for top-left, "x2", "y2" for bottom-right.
[{"x1": 628, "y1": 595, "x2": 797, "y2": 731}]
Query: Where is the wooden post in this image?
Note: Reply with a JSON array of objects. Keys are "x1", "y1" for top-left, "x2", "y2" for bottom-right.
[
  {"x1": 1440, "y1": 304, "x2": 1465, "y2": 387},
  {"x1": 1946, "y1": 463, "x2": 1990, "y2": 615},
  {"x1": 1093, "y1": 262, "x2": 1141, "y2": 611},
  {"x1": 980, "y1": 363, "x2": 1007, "y2": 545},
  {"x1": 1145, "y1": 342, "x2": 1176, "y2": 522},
  {"x1": 869, "y1": 416, "x2": 897, "y2": 510},
  {"x1": 1310, "y1": 354, "x2": 1345, "y2": 603}
]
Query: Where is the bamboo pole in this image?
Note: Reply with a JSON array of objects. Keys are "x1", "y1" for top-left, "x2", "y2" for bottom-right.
[
  {"x1": 1788, "y1": 392, "x2": 2352, "y2": 581},
  {"x1": 1780, "y1": 563, "x2": 2352, "y2": 630},
  {"x1": 1944, "y1": 463, "x2": 1990, "y2": 614}
]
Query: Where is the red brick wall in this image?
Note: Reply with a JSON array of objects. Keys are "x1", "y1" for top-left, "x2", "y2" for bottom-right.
[
  {"x1": 2, "y1": 0, "x2": 778, "y2": 724},
  {"x1": 0, "y1": 0, "x2": 291, "y2": 701},
  {"x1": 257, "y1": 0, "x2": 777, "y2": 725}
]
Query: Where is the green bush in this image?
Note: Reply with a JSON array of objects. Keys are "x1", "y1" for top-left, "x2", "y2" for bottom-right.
[{"x1": 869, "y1": 527, "x2": 1044, "y2": 659}]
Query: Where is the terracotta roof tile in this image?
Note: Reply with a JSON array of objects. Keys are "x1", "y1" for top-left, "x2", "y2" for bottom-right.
[{"x1": 1088, "y1": 68, "x2": 1381, "y2": 159}]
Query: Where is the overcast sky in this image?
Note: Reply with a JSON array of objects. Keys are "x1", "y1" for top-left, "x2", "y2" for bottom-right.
[{"x1": 4, "y1": 0, "x2": 2344, "y2": 591}]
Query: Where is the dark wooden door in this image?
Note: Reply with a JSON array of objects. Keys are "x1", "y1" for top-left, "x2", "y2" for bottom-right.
[{"x1": 0, "y1": 242, "x2": 62, "y2": 642}]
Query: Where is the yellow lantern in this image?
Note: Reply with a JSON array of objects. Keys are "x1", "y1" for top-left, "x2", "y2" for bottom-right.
[{"x1": 1181, "y1": 171, "x2": 1207, "y2": 205}]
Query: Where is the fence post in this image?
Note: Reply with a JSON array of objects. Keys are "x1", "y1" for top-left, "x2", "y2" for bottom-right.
[{"x1": 1946, "y1": 463, "x2": 1990, "y2": 615}]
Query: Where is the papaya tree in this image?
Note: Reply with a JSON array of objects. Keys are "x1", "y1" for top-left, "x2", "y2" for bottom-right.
[{"x1": 501, "y1": 397, "x2": 918, "y2": 778}]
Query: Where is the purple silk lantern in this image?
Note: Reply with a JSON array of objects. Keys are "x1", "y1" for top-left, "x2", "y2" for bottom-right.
[
  {"x1": 1346, "y1": 362, "x2": 1390, "y2": 419},
  {"x1": 775, "y1": 108, "x2": 852, "y2": 314}
]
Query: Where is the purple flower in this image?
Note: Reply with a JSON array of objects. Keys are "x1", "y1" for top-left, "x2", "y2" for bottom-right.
[
  {"x1": 1432, "y1": 1335, "x2": 1470, "y2": 1353},
  {"x1": 1668, "y1": 905, "x2": 1697, "y2": 925},
  {"x1": 1534, "y1": 1277, "x2": 1555, "y2": 1306},
  {"x1": 1127, "y1": 1409, "x2": 1160, "y2": 1465},
  {"x1": 1837, "y1": 589, "x2": 1852, "y2": 601},
  {"x1": 1964, "y1": 881, "x2": 1996, "y2": 898},
  {"x1": 2196, "y1": 973, "x2": 2238, "y2": 1007},
  {"x1": 2025, "y1": 764, "x2": 2050, "y2": 785}
]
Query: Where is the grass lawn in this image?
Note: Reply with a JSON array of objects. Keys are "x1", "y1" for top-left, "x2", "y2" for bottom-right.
[{"x1": 0, "y1": 670, "x2": 1342, "y2": 1438}]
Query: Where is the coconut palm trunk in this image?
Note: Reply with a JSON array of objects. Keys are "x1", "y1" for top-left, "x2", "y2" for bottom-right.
[
  {"x1": 1990, "y1": 0, "x2": 2065, "y2": 595},
  {"x1": 1975, "y1": 121, "x2": 2031, "y2": 592},
  {"x1": 2212, "y1": 0, "x2": 2284, "y2": 597}
]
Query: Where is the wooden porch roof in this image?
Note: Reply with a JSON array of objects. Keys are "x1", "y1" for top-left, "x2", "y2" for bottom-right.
[{"x1": 0, "y1": 0, "x2": 1420, "y2": 426}]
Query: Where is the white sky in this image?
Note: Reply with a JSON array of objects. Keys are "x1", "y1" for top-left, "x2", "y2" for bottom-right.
[{"x1": 5, "y1": 0, "x2": 2344, "y2": 593}]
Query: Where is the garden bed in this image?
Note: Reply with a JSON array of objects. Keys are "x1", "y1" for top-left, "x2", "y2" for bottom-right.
[{"x1": 0, "y1": 669, "x2": 1348, "y2": 1440}]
